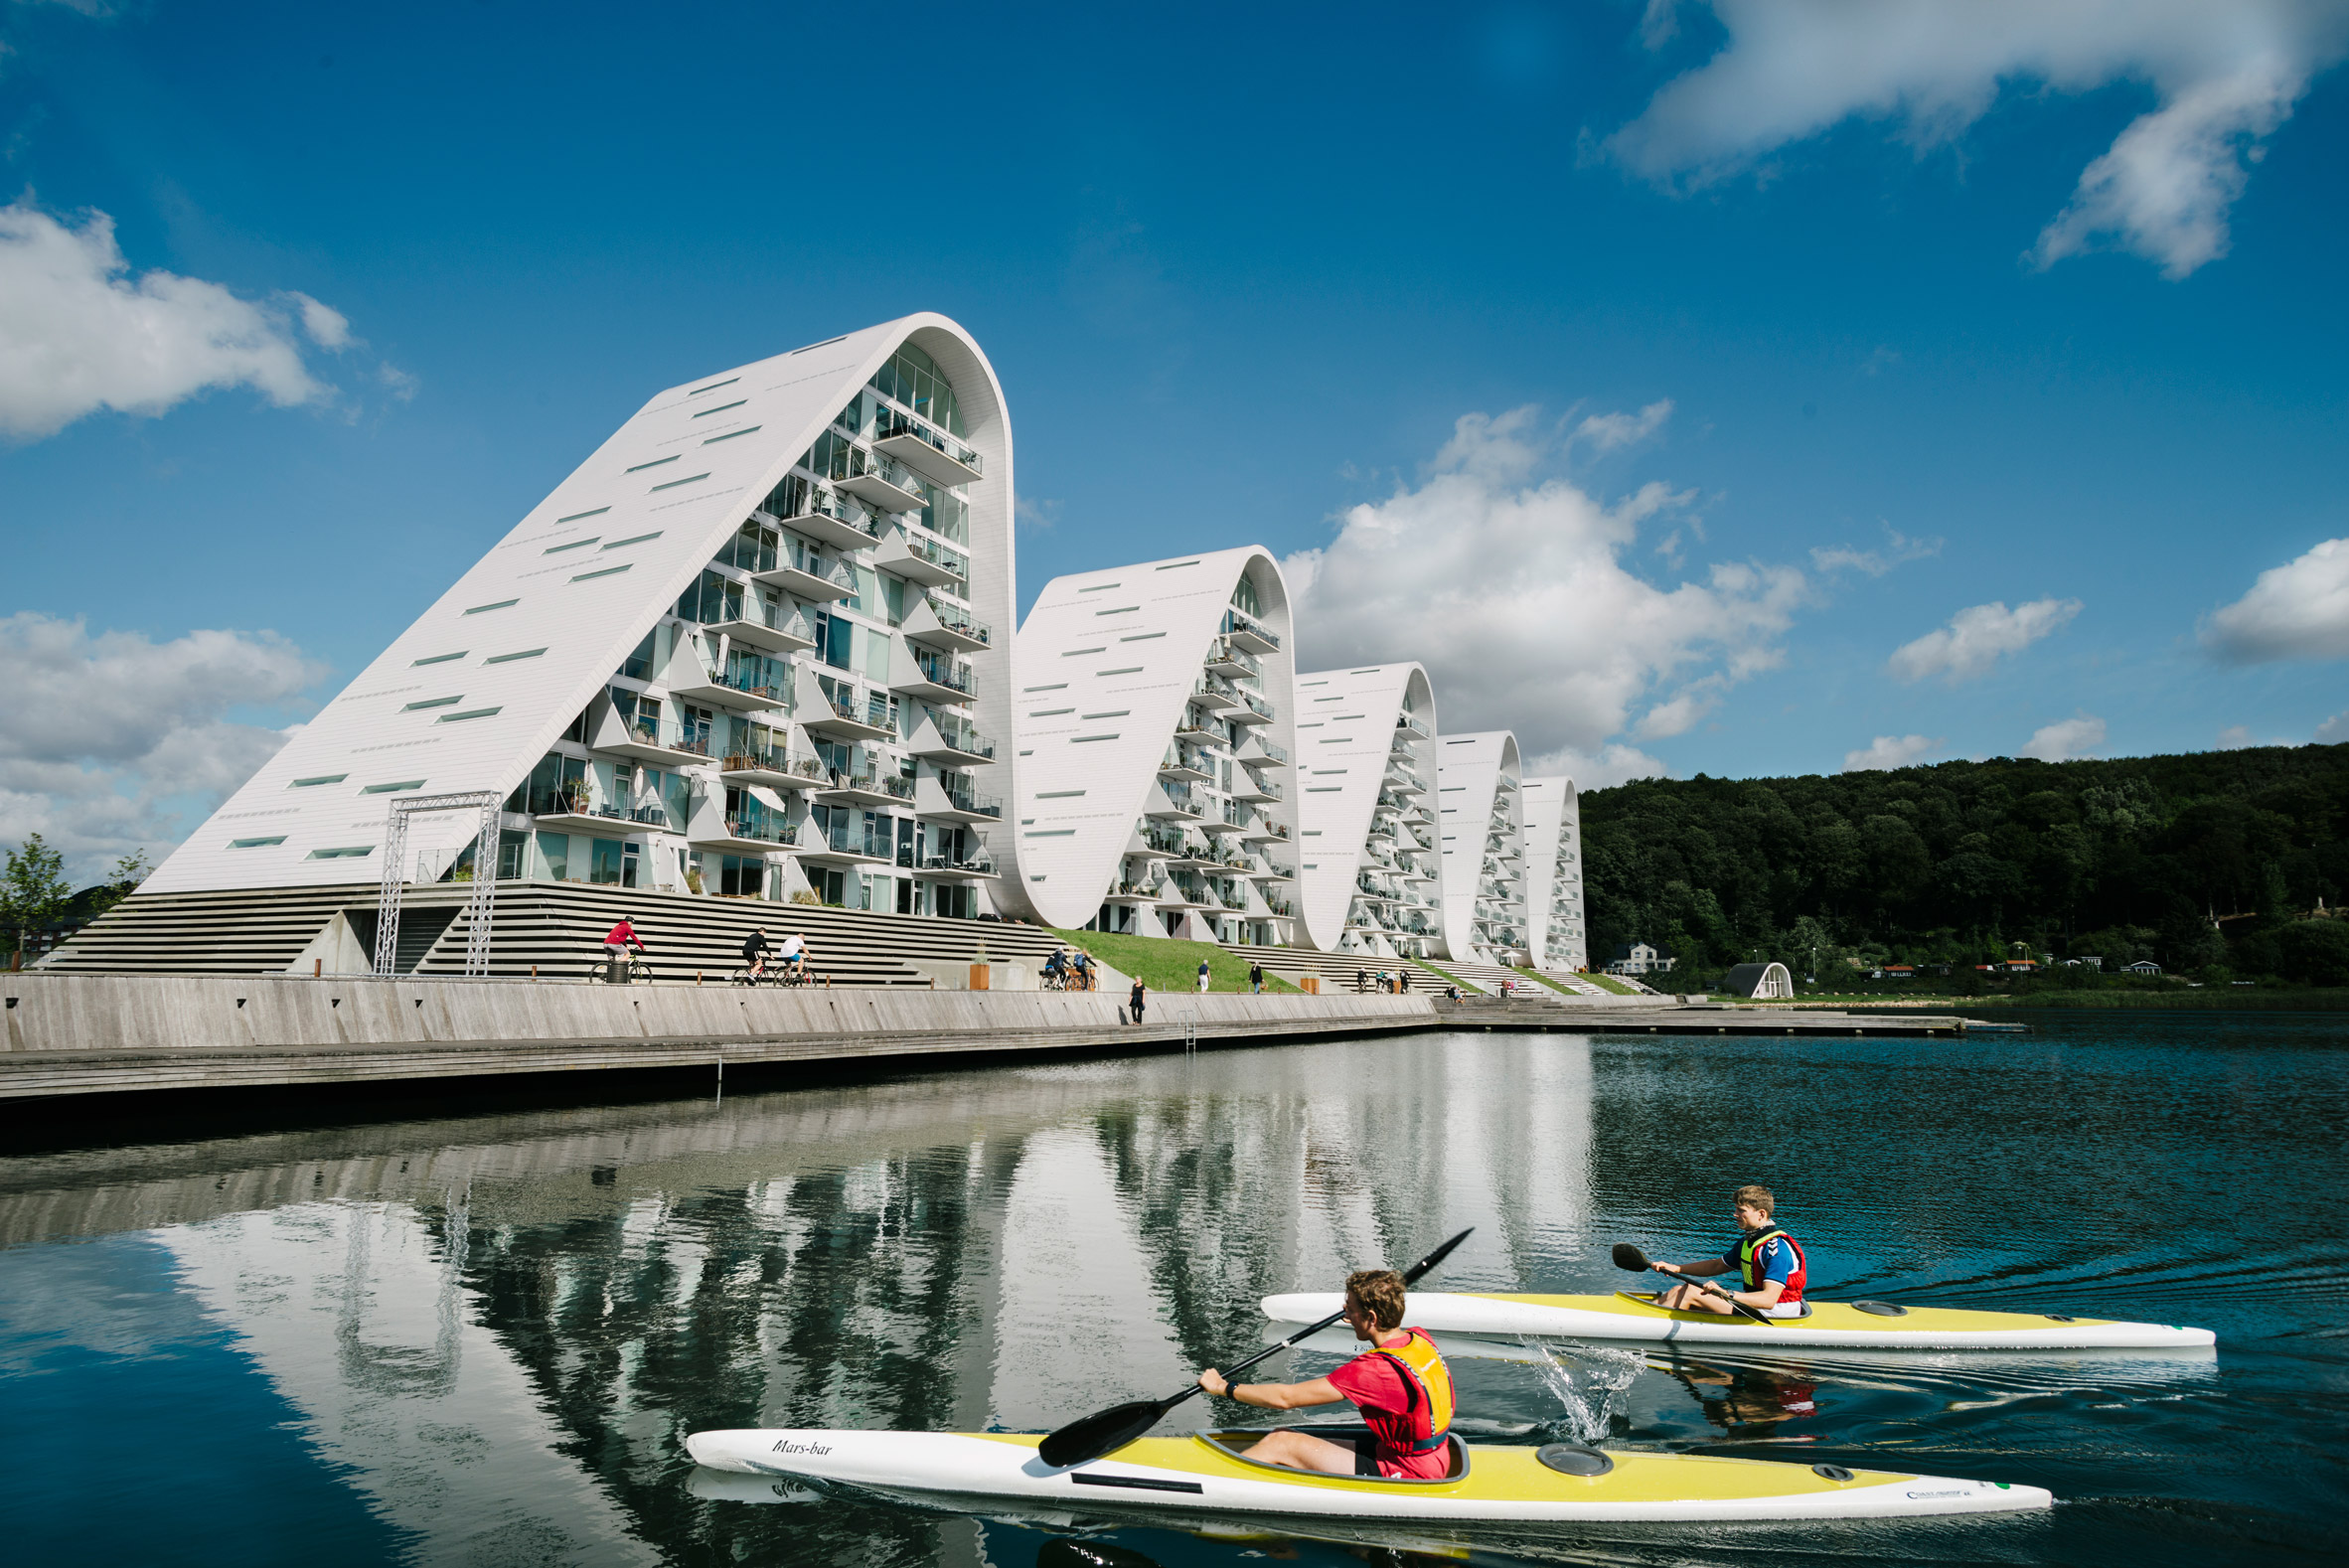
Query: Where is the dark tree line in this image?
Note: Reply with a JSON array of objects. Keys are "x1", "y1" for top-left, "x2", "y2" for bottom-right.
[{"x1": 1580, "y1": 743, "x2": 2349, "y2": 987}]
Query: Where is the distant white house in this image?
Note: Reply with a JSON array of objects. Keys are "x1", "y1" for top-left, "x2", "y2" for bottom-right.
[
  {"x1": 1607, "y1": 941, "x2": 1674, "y2": 976},
  {"x1": 2124, "y1": 959, "x2": 2163, "y2": 975}
]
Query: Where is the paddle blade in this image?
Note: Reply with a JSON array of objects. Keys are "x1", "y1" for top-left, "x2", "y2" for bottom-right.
[
  {"x1": 1611, "y1": 1242, "x2": 1651, "y2": 1272},
  {"x1": 1037, "y1": 1399, "x2": 1165, "y2": 1469},
  {"x1": 1402, "y1": 1227, "x2": 1475, "y2": 1285}
]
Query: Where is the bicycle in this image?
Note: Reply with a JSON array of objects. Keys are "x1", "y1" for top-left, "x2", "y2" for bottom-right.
[{"x1": 587, "y1": 953, "x2": 653, "y2": 985}]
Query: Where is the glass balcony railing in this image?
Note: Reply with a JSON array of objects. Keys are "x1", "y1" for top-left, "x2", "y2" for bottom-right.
[
  {"x1": 722, "y1": 745, "x2": 827, "y2": 782},
  {"x1": 1396, "y1": 714, "x2": 1430, "y2": 738},
  {"x1": 1244, "y1": 737, "x2": 1288, "y2": 764},
  {"x1": 923, "y1": 593, "x2": 993, "y2": 645},
  {"x1": 825, "y1": 767, "x2": 913, "y2": 801},
  {"x1": 1140, "y1": 828, "x2": 1186, "y2": 858},
  {"x1": 920, "y1": 851, "x2": 1000, "y2": 876},
  {"x1": 1221, "y1": 608, "x2": 1280, "y2": 649},
  {"x1": 720, "y1": 815, "x2": 798, "y2": 847},
  {"x1": 1161, "y1": 784, "x2": 1204, "y2": 816},
  {"x1": 817, "y1": 686, "x2": 899, "y2": 731},
  {"x1": 930, "y1": 716, "x2": 996, "y2": 758},
  {"x1": 1209, "y1": 639, "x2": 1262, "y2": 676},
  {"x1": 937, "y1": 781, "x2": 1004, "y2": 818},
  {"x1": 871, "y1": 407, "x2": 984, "y2": 476},
  {"x1": 901, "y1": 530, "x2": 971, "y2": 580},
  {"x1": 913, "y1": 653, "x2": 975, "y2": 694},
  {"x1": 626, "y1": 716, "x2": 710, "y2": 757},
  {"x1": 1235, "y1": 689, "x2": 1273, "y2": 720}
]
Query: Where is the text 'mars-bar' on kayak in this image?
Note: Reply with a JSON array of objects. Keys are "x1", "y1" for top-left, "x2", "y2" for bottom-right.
[{"x1": 1260, "y1": 1290, "x2": 2217, "y2": 1350}]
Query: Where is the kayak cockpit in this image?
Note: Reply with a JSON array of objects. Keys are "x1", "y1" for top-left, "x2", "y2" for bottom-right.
[
  {"x1": 1199, "y1": 1423, "x2": 1470, "y2": 1484},
  {"x1": 1616, "y1": 1291, "x2": 1814, "y2": 1321}
]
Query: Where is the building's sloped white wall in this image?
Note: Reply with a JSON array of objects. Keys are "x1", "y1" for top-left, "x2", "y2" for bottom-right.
[
  {"x1": 1433, "y1": 731, "x2": 1523, "y2": 963},
  {"x1": 1002, "y1": 548, "x2": 1295, "y2": 932},
  {"x1": 1292, "y1": 664, "x2": 1440, "y2": 955},
  {"x1": 149, "y1": 313, "x2": 1014, "y2": 897}
]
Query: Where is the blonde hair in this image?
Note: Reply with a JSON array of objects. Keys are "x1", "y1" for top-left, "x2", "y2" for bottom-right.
[{"x1": 1734, "y1": 1183, "x2": 1775, "y2": 1218}]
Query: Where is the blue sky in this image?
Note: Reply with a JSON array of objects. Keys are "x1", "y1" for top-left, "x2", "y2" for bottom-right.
[{"x1": 4, "y1": 1, "x2": 2348, "y2": 876}]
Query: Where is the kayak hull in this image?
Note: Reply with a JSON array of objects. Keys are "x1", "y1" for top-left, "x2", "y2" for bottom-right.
[
  {"x1": 684, "y1": 1426, "x2": 2050, "y2": 1524},
  {"x1": 1261, "y1": 1291, "x2": 2216, "y2": 1350}
]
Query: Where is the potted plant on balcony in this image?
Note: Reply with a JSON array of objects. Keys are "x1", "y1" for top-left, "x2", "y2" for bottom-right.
[{"x1": 560, "y1": 778, "x2": 591, "y2": 815}]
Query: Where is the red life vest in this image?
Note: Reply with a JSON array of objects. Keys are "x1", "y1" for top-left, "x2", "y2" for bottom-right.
[
  {"x1": 1737, "y1": 1225, "x2": 1806, "y2": 1306},
  {"x1": 1363, "y1": 1328, "x2": 1457, "y2": 1455}
]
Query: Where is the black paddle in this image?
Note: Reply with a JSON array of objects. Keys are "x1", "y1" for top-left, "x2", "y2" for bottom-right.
[
  {"x1": 1611, "y1": 1241, "x2": 1777, "y2": 1326},
  {"x1": 1036, "y1": 1227, "x2": 1474, "y2": 1469}
]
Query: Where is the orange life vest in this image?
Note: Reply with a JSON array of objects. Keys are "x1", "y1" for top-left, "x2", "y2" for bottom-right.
[{"x1": 1369, "y1": 1327, "x2": 1457, "y2": 1452}]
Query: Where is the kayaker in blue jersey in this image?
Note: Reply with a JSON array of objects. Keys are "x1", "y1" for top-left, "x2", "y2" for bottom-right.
[
  {"x1": 1653, "y1": 1184, "x2": 1807, "y2": 1318},
  {"x1": 1199, "y1": 1269, "x2": 1456, "y2": 1479}
]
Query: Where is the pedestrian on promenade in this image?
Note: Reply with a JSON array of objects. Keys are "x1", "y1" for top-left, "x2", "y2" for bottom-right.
[
  {"x1": 1197, "y1": 957, "x2": 1211, "y2": 993},
  {"x1": 1249, "y1": 959, "x2": 1264, "y2": 995},
  {"x1": 1130, "y1": 977, "x2": 1147, "y2": 1025}
]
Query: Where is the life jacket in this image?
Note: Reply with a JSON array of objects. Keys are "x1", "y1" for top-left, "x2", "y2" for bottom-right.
[
  {"x1": 1737, "y1": 1225, "x2": 1806, "y2": 1306},
  {"x1": 1366, "y1": 1328, "x2": 1457, "y2": 1453}
]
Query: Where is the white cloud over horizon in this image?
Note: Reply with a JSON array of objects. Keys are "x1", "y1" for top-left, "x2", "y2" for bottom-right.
[
  {"x1": 1284, "y1": 402, "x2": 1807, "y2": 775},
  {"x1": 1609, "y1": 0, "x2": 2349, "y2": 278},
  {"x1": 0, "y1": 613, "x2": 321, "y2": 882},
  {"x1": 2021, "y1": 712, "x2": 2109, "y2": 761},
  {"x1": 1888, "y1": 597, "x2": 2082, "y2": 684},
  {"x1": 2203, "y1": 537, "x2": 2349, "y2": 662},
  {"x1": 1842, "y1": 733, "x2": 1943, "y2": 772},
  {"x1": 0, "y1": 200, "x2": 374, "y2": 441}
]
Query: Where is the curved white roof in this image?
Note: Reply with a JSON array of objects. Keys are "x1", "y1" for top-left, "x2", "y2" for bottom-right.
[
  {"x1": 1433, "y1": 730, "x2": 1525, "y2": 963},
  {"x1": 1521, "y1": 775, "x2": 1584, "y2": 971},
  {"x1": 147, "y1": 313, "x2": 1014, "y2": 893},
  {"x1": 1291, "y1": 664, "x2": 1442, "y2": 954}
]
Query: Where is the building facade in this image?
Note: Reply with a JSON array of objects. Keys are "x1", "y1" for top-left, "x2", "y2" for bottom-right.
[
  {"x1": 1002, "y1": 548, "x2": 1299, "y2": 943},
  {"x1": 1433, "y1": 731, "x2": 1527, "y2": 965},
  {"x1": 142, "y1": 314, "x2": 1016, "y2": 920},
  {"x1": 1520, "y1": 775, "x2": 1588, "y2": 973},
  {"x1": 1292, "y1": 665, "x2": 1444, "y2": 959}
]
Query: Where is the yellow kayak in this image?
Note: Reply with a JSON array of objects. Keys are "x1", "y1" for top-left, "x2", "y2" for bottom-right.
[
  {"x1": 1262, "y1": 1289, "x2": 2215, "y2": 1350},
  {"x1": 685, "y1": 1422, "x2": 2050, "y2": 1523}
]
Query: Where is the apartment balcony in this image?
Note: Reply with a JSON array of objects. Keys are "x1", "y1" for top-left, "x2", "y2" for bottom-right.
[
  {"x1": 1239, "y1": 735, "x2": 1288, "y2": 768},
  {"x1": 916, "y1": 774, "x2": 1004, "y2": 824},
  {"x1": 1104, "y1": 879, "x2": 1166, "y2": 903},
  {"x1": 1159, "y1": 746, "x2": 1215, "y2": 783},
  {"x1": 533, "y1": 801, "x2": 670, "y2": 839},
  {"x1": 720, "y1": 748, "x2": 829, "y2": 791},
  {"x1": 890, "y1": 654, "x2": 977, "y2": 706},
  {"x1": 816, "y1": 768, "x2": 914, "y2": 809},
  {"x1": 1173, "y1": 710, "x2": 1220, "y2": 743},
  {"x1": 667, "y1": 662, "x2": 792, "y2": 713},
  {"x1": 832, "y1": 449, "x2": 927, "y2": 513},
  {"x1": 686, "y1": 594, "x2": 820, "y2": 655},
  {"x1": 1232, "y1": 772, "x2": 1282, "y2": 803},
  {"x1": 1259, "y1": 859, "x2": 1296, "y2": 881},
  {"x1": 1383, "y1": 771, "x2": 1424, "y2": 796},
  {"x1": 1149, "y1": 783, "x2": 1208, "y2": 821},
  {"x1": 907, "y1": 714, "x2": 996, "y2": 764},
  {"x1": 1201, "y1": 802, "x2": 1251, "y2": 837},
  {"x1": 1158, "y1": 879, "x2": 1220, "y2": 910},
  {"x1": 800, "y1": 686, "x2": 899, "y2": 741},
  {"x1": 796, "y1": 825, "x2": 893, "y2": 866},
  {"x1": 1203, "y1": 639, "x2": 1262, "y2": 678},
  {"x1": 596, "y1": 713, "x2": 715, "y2": 766},
  {"x1": 1190, "y1": 673, "x2": 1246, "y2": 712},
  {"x1": 901, "y1": 593, "x2": 992, "y2": 654},
  {"x1": 751, "y1": 550, "x2": 858, "y2": 604},
  {"x1": 1221, "y1": 609, "x2": 1280, "y2": 654},
  {"x1": 870, "y1": 409, "x2": 984, "y2": 487},
  {"x1": 876, "y1": 527, "x2": 970, "y2": 587},
  {"x1": 1227, "y1": 689, "x2": 1275, "y2": 725},
  {"x1": 685, "y1": 802, "x2": 801, "y2": 855},
  {"x1": 758, "y1": 495, "x2": 884, "y2": 554},
  {"x1": 911, "y1": 851, "x2": 1000, "y2": 880},
  {"x1": 1396, "y1": 713, "x2": 1431, "y2": 740},
  {"x1": 1134, "y1": 828, "x2": 1184, "y2": 861}
]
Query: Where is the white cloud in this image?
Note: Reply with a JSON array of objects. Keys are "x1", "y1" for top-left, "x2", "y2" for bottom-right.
[
  {"x1": 0, "y1": 613, "x2": 321, "y2": 882},
  {"x1": 1523, "y1": 741, "x2": 1671, "y2": 790},
  {"x1": 1570, "y1": 398, "x2": 1674, "y2": 455},
  {"x1": 2021, "y1": 712, "x2": 2108, "y2": 761},
  {"x1": 2217, "y1": 724, "x2": 2256, "y2": 749},
  {"x1": 0, "y1": 200, "x2": 350, "y2": 440},
  {"x1": 1810, "y1": 524, "x2": 1943, "y2": 577},
  {"x1": 2315, "y1": 710, "x2": 2349, "y2": 743},
  {"x1": 1842, "y1": 733, "x2": 1943, "y2": 772},
  {"x1": 1888, "y1": 597, "x2": 2082, "y2": 684},
  {"x1": 1606, "y1": 0, "x2": 2349, "y2": 278},
  {"x1": 1284, "y1": 403, "x2": 1807, "y2": 763},
  {"x1": 2202, "y1": 537, "x2": 2349, "y2": 662}
]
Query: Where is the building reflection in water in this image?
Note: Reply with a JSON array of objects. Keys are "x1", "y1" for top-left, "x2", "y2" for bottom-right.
[{"x1": 0, "y1": 1033, "x2": 1593, "y2": 1563}]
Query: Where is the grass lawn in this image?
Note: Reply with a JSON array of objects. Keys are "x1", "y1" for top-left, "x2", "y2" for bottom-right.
[
  {"x1": 1514, "y1": 968, "x2": 1580, "y2": 996},
  {"x1": 1410, "y1": 958, "x2": 1470, "y2": 991},
  {"x1": 1578, "y1": 972, "x2": 1641, "y2": 996},
  {"x1": 1047, "y1": 929, "x2": 1304, "y2": 995}
]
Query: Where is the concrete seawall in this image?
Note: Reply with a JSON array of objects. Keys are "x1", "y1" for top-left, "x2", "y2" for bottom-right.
[{"x1": 0, "y1": 974, "x2": 1443, "y2": 1100}]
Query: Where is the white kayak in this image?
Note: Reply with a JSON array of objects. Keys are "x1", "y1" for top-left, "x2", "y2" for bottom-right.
[
  {"x1": 686, "y1": 1423, "x2": 2051, "y2": 1524},
  {"x1": 1262, "y1": 1289, "x2": 2216, "y2": 1350}
]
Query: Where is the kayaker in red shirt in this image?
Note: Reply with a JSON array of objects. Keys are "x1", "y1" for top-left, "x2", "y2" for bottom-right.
[{"x1": 1198, "y1": 1268, "x2": 1455, "y2": 1479}]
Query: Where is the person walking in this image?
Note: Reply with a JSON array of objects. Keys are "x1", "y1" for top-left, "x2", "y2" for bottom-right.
[
  {"x1": 1129, "y1": 977, "x2": 1147, "y2": 1025},
  {"x1": 1197, "y1": 957, "x2": 1212, "y2": 993},
  {"x1": 1248, "y1": 959, "x2": 1264, "y2": 995}
]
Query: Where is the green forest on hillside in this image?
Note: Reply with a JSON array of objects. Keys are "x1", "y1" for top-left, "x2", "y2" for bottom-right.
[{"x1": 1580, "y1": 744, "x2": 2349, "y2": 990}]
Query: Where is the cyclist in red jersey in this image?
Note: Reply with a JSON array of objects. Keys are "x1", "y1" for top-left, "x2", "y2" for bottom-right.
[
  {"x1": 603, "y1": 918, "x2": 646, "y2": 965},
  {"x1": 1198, "y1": 1269, "x2": 1455, "y2": 1479}
]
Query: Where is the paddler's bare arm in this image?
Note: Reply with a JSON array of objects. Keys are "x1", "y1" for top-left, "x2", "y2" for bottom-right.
[
  {"x1": 1198, "y1": 1370, "x2": 1342, "y2": 1410},
  {"x1": 1656, "y1": 1258, "x2": 1731, "y2": 1278}
]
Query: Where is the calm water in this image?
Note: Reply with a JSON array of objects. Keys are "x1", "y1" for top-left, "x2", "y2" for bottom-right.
[{"x1": 3, "y1": 1015, "x2": 2344, "y2": 1567}]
